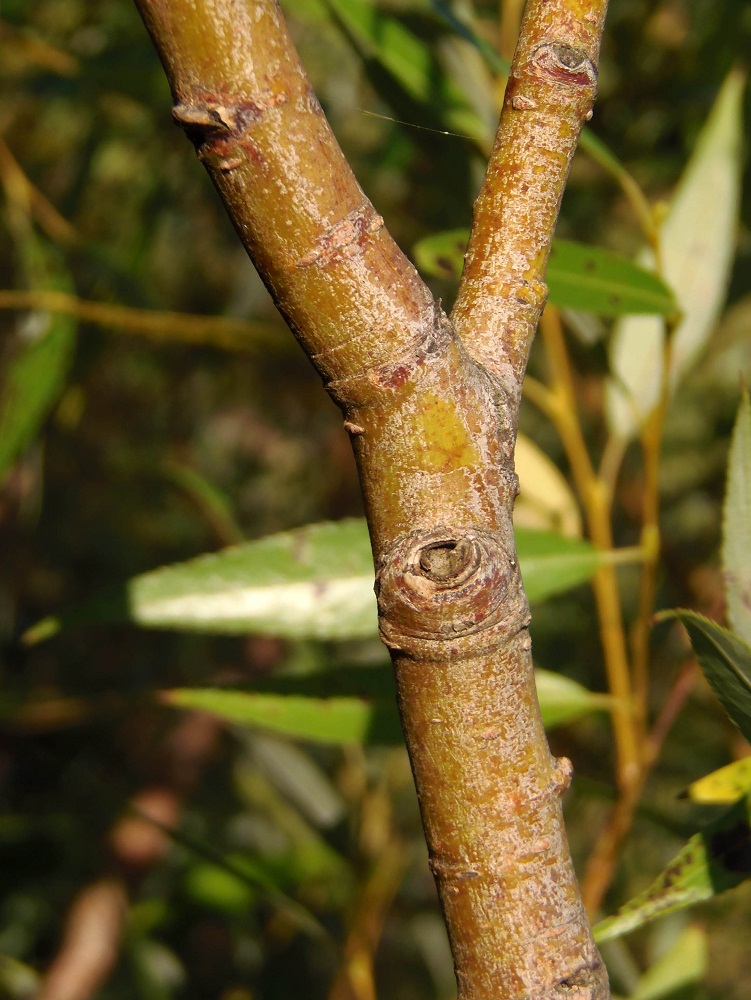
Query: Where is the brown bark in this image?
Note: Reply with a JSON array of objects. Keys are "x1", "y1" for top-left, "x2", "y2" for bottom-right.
[{"x1": 132, "y1": 1, "x2": 610, "y2": 996}]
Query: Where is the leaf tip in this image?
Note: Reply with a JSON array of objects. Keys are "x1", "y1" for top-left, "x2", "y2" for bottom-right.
[{"x1": 20, "y1": 616, "x2": 61, "y2": 647}]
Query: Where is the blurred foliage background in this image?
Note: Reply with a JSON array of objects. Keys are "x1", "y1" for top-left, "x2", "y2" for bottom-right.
[{"x1": 1, "y1": 1, "x2": 750, "y2": 998}]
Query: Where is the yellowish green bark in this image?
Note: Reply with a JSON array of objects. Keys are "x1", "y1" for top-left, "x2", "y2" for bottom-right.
[
  {"x1": 133, "y1": 1, "x2": 610, "y2": 996},
  {"x1": 453, "y1": 0, "x2": 608, "y2": 405}
]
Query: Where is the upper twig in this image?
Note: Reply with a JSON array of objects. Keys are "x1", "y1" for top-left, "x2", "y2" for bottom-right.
[{"x1": 452, "y1": 0, "x2": 608, "y2": 413}]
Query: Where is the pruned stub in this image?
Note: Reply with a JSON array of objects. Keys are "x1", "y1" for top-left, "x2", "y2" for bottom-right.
[{"x1": 376, "y1": 528, "x2": 516, "y2": 654}]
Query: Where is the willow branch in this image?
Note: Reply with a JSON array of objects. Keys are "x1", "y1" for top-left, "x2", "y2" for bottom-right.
[
  {"x1": 133, "y1": 2, "x2": 610, "y2": 997},
  {"x1": 452, "y1": 0, "x2": 608, "y2": 412},
  {"x1": 0, "y1": 288, "x2": 282, "y2": 352}
]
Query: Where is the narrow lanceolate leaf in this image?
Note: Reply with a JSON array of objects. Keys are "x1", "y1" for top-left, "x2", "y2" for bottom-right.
[
  {"x1": 594, "y1": 796, "x2": 751, "y2": 943},
  {"x1": 162, "y1": 667, "x2": 608, "y2": 745},
  {"x1": 722, "y1": 389, "x2": 751, "y2": 647},
  {"x1": 23, "y1": 521, "x2": 632, "y2": 644},
  {"x1": 413, "y1": 230, "x2": 675, "y2": 315},
  {"x1": 607, "y1": 70, "x2": 745, "y2": 441},
  {"x1": 516, "y1": 530, "x2": 604, "y2": 600},
  {"x1": 162, "y1": 687, "x2": 403, "y2": 745},
  {"x1": 546, "y1": 239, "x2": 676, "y2": 316},
  {"x1": 657, "y1": 610, "x2": 751, "y2": 745},
  {"x1": 0, "y1": 240, "x2": 77, "y2": 481},
  {"x1": 686, "y1": 758, "x2": 751, "y2": 805},
  {"x1": 25, "y1": 519, "x2": 376, "y2": 645}
]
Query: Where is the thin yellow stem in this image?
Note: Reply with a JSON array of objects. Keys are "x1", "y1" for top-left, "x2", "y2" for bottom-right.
[
  {"x1": 630, "y1": 319, "x2": 674, "y2": 742},
  {"x1": 520, "y1": 373, "x2": 557, "y2": 418},
  {"x1": 0, "y1": 289, "x2": 282, "y2": 352},
  {"x1": 0, "y1": 138, "x2": 78, "y2": 246},
  {"x1": 539, "y1": 309, "x2": 639, "y2": 793}
]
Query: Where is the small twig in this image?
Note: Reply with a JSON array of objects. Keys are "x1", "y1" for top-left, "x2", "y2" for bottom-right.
[
  {"x1": 0, "y1": 289, "x2": 282, "y2": 352},
  {"x1": 583, "y1": 658, "x2": 697, "y2": 915},
  {"x1": 36, "y1": 879, "x2": 128, "y2": 1000},
  {"x1": 538, "y1": 307, "x2": 638, "y2": 792},
  {"x1": 0, "y1": 138, "x2": 78, "y2": 245},
  {"x1": 452, "y1": 0, "x2": 608, "y2": 410}
]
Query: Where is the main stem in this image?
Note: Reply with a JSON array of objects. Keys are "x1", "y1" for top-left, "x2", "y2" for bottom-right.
[{"x1": 133, "y1": 1, "x2": 610, "y2": 996}]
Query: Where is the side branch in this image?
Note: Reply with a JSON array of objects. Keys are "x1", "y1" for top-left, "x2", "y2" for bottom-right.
[
  {"x1": 134, "y1": 0, "x2": 435, "y2": 392},
  {"x1": 452, "y1": 0, "x2": 608, "y2": 409}
]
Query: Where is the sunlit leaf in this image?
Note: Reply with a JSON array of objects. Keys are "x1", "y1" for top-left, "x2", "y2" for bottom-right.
[
  {"x1": 0, "y1": 239, "x2": 76, "y2": 482},
  {"x1": 663, "y1": 70, "x2": 745, "y2": 387},
  {"x1": 413, "y1": 230, "x2": 675, "y2": 315},
  {"x1": 722, "y1": 389, "x2": 751, "y2": 647},
  {"x1": 605, "y1": 308, "x2": 664, "y2": 441},
  {"x1": 514, "y1": 434, "x2": 582, "y2": 537},
  {"x1": 547, "y1": 240, "x2": 676, "y2": 316},
  {"x1": 24, "y1": 519, "x2": 376, "y2": 645},
  {"x1": 0, "y1": 955, "x2": 40, "y2": 998},
  {"x1": 594, "y1": 796, "x2": 751, "y2": 943},
  {"x1": 607, "y1": 70, "x2": 744, "y2": 441},
  {"x1": 657, "y1": 610, "x2": 751, "y2": 745},
  {"x1": 686, "y1": 758, "x2": 751, "y2": 805},
  {"x1": 184, "y1": 860, "x2": 257, "y2": 916},
  {"x1": 24, "y1": 520, "x2": 636, "y2": 644},
  {"x1": 630, "y1": 925, "x2": 707, "y2": 1000}
]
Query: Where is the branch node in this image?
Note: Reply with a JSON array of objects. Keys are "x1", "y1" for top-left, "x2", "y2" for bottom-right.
[
  {"x1": 343, "y1": 420, "x2": 365, "y2": 435},
  {"x1": 376, "y1": 527, "x2": 518, "y2": 655},
  {"x1": 553, "y1": 756, "x2": 574, "y2": 796},
  {"x1": 172, "y1": 92, "x2": 289, "y2": 171},
  {"x1": 529, "y1": 43, "x2": 598, "y2": 89}
]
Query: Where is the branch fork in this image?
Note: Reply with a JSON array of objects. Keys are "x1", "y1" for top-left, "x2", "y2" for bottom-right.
[{"x1": 134, "y1": 0, "x2": 611, "y2": 996}]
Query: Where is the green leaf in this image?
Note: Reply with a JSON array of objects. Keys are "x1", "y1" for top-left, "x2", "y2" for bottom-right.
[
  {"x1": 413, "y1": 229, "x2": 467, "y2": 282},
  {"x1": 24, "y1": 521, "x2": 628, "y2": 645},
  {"x1": 162, "y1": 686, "x2": 403, "y2": 746},
  {"x1": 162, "y1": 666, "x2": 607, "y2": 745},
  {"x1": 184, "y1": 860, "x2": 257, "y2": 916},
  {"x1": 516, "y1": 527, "x2": 628, "y2": 604},
  {"x1": 657, "y1": 610, "x2": 751, "y2": 745},
  {"x1": 630, "y1": 925, "x2": 707, "y2": 1000},
  {"x1": 132, "y1": 801, "x2": 326, "y2": 940},
  {"x1": 24, "y1": 519, "x2": 376, "y2": 645},
  {"x1": 686, "y1": 758, "x2": 751, "y2": 806},
  {"x1": 547, "y1": 240, "x2": 677, "y2": 316},
  {"x1": 0, "y1": 955, "x2": 40, "y2": 999},
  {"x1": 413, "y1": 230, "x2": 676, "y2": 316},
  {"x1": 722, "y1": 389, "x2": 751, "y2": 648},
  {"x1": 607, "y1": 70, "x2": 745, "y2": 441},
  {"x1": 0, "y1": 239, "x2": 77, "y2": 482},
  {"x1": 325, "y1": 0, "x2": 487, "y2": 142},
  {"x1": 594, "y1": 796, "x2": 751, "y2": 943},
  {"x1": 534, "y1": 669, "x2": 613, "y2": 729}
]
